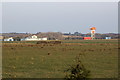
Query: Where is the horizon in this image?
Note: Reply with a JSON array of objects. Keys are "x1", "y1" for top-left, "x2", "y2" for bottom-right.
[{"x1": 1, "y1": 31, "x2": 119, "y2": 34}]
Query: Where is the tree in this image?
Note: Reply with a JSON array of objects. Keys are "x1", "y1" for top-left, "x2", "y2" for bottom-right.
[{"x1": 13, "y1": 37, "x2": 21, "y2": 41}]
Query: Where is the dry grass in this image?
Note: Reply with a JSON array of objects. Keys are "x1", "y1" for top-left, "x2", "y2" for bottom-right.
[{"x1": 2, "y1": 40, "x2": 118, "y2": 78}]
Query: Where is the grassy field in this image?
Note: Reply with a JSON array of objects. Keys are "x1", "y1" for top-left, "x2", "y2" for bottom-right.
[{"x1": 2, "y1": 40, "x2": 118, "y2": 78}]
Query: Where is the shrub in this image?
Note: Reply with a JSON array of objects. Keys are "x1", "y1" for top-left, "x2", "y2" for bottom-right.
[{"x1": 64, "y1": 55, "x2": 90, "y2": 80}]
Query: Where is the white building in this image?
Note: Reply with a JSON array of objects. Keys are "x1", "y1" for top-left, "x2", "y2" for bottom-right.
[
  {"x1": 21, "y1": 35, "x2": 47, "y2": 41},
  {"x1": 105, "y1": 37, "x2": 111, "y2": 39},
  {"x1": 41, "y1": 37, "x2": 47, "y2": 40},
  {"x1": 4, "y1": 37, "x2": 14, "y2": 41}
]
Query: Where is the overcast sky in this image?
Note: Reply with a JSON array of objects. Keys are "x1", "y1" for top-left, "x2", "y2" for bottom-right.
[{"x1": 2, "y1": 2, "x2": 118, "y2": 33}]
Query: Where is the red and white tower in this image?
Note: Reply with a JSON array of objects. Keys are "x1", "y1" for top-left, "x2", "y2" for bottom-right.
[{"x1": 90, "y1": 27, "x2": 96, "y2": 39}]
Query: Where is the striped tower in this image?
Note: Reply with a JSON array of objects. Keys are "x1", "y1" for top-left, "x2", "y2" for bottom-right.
[{"x1": 90, "y1": 27, "x2": 96, "y2": 40}]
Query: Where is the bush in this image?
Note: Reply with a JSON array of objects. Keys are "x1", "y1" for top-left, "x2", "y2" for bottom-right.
[
  {"x1": 64, "y1": 55, "x2": 90, "y2": 80},
  {"x1": 36, "y1": 41, "x2": 62, "y2": 44}
]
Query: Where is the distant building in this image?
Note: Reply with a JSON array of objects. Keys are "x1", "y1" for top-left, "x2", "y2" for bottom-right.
[
  {"x1": 83, "y1": 37, "x2": 92, "y2": 40},
  {"x1": 41, "y1": 37, "x2": 47, "y2": 40},
  {"x1": 4, "y1": 37, "x2": 14, "y2": 41},
  {"x1": 21, "y1": 35, "x2": 47, "y2": 41},
  {"x1": 105, "y1": 37, "x2": 111, "y2": 39}
]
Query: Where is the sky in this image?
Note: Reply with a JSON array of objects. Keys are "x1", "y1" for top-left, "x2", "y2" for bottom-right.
[
  {"x1": 2, "y1": 2, "x2": 118, "y2": 33},
  {"x1": 1, "y1": 0, "x2": 119, "y2": 2}
]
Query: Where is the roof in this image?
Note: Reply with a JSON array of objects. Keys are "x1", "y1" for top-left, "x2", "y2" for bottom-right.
[
  {"x1": 90, "y1": 27, "x2": 96, "y2": 30},
  {"x1": 4, "y1": 37, "x2": 13, "y2": 39}
]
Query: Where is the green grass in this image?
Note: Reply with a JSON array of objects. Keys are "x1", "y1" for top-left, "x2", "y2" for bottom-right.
[{"x1": 2, "y1": 40, "x2": 118, "y2": 78}]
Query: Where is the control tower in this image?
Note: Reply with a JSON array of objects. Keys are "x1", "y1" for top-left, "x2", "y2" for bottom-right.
[{"x1": 90, "y1": 27, "x2": 96, "y2": 39}]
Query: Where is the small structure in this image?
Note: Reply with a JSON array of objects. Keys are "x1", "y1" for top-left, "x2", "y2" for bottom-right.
[
  {"x1": 21, "y1": 35, "x2": 47, "y2": 41},
  {"x1": 4, "y1": 37, "x2": 14, "y2": 41},
  {"x1": 83, "y1": 37, "x2": 92, "y2": 40}
]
